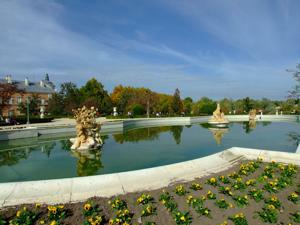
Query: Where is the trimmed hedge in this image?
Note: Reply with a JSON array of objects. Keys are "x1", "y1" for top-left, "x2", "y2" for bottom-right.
[{"x1": 15, "y1": 116, "x2": 54, "y2": 124}]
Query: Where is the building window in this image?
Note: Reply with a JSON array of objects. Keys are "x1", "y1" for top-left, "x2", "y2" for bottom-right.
[
  {"x1": 48, "y1": 94, "x2": 52, "y2": 99},
  {"x1": 26, "y1": 97, "x2": 30, "y2": 103},
  {"x1": 9, "y1": 97, "x2": 14, "y2": 105},
  {"x1": 17, "y1": 96, "x2": 22, "y2": 104},
  {"x1": 41, "y1": 99, "x2": 45, "y2": 105}
]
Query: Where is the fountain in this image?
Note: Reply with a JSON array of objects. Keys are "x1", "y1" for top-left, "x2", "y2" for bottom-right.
[
  {"x1": 208, "y1": 103, "x2": 229, "y2": 127},
  {"x1": 70, "y1": 106, "x2": 103, "y2": 150},
  {"x1": 248, "y1": 109, "x2": 257, "y2": 129}
]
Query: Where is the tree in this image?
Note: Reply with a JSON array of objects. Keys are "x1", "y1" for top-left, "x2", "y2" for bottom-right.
[
  {"x1": 154, "y1": 94, "x2": 172, "y2": 115},
  {"x1": 183, "y1": 97, "x2": 193, "y2": 115},
  {"x1": 130, "y1": 104, "x2": 145, "y2": 116},
  {"x1": 220, "y1": 98, "x2": 234, "y2": 114},
  {"x1": 287, "y1": 63, "x2": 300, "y2": 99},
  {"x1": 60, "y1": 82, "x2": 82, "y2": 115},
  {"x1": 17, "y1": 94, "x2": 40, "y2": 115},
  {"x1": 193, "y1": 97, "x2": 216, "y2": 115},
  {"x1": 242, "y1": 97, "x2": 253, "y2": 113},
  {"x1": 80, "y1": 78, "x2": 112, "y2": 115},
  {"x1": 48, "y1": 93, "x2": 64, "y2": 116},
  {"x1": 0, "y1": 83, "x2": 20, "y2": 115},
  {"x1": 171, "y1": 88, "x2": 183, "y2": 115}
]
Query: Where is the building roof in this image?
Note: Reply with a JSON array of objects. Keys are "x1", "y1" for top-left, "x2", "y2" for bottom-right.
[{"x1": 0, "y1": 75, "x2": 56, "y2": 94}]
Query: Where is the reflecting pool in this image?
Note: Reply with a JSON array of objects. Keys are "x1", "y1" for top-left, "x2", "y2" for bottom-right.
[{"x1": 0, "y1": 121, "x2": 299, "y2": 182}]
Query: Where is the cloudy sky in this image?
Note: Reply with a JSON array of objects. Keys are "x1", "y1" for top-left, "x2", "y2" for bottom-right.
[{"x1": 0, "y1": 0, "x2": 299, "y2": 99}]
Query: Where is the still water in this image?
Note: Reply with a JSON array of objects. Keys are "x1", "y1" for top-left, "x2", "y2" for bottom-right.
[{"x1": 0, "y1": 122, "x2": 299, "y2": 182}]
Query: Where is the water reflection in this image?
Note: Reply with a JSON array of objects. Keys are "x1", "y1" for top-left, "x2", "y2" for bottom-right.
[
  {"x1": 0, "y1": 149, "x2": 29, "y2": 167},
  {"x1": 113, "y1": 126, "x2": 183, "y2": 145},
  {"x1": 0, "y1": 141, "x2": 56, "y2": 166},
  {"x1": 40, "y1": 142, "x2": 56, "y2": 158},
  {"x1": 208, "y1": 128, "x2": 229, "y2": 145},
  {"x1": 0, "y1": 122, "x2": 299, "y2": 182},
  {"x1": 71, "y1": 149, "x2": 103, "y2": 176},
  {"x1": 170, "y1": 126, "x2": 183, "y2": 145},
  {"x1": 248, "y1": 120, "x2": 257, "y2": 129},
  {"x1": 288, "y1": 132, "x2": 300, "y2": 147}
]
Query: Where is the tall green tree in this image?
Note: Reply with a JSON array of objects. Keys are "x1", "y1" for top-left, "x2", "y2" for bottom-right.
[
  {"x1": 193, "y1": 97, "x2": 216, "y2": 115},
  {"x1": 80, "y1": 78, "x2": 112, "y2": 115},
  {"x1": 242, "y1": 97, "x2": 253, "y2": 113},
  {"x1": 287, "y1": 63, "x2": 300, "y2": 99},
  {"x1": 171, "y1": 88, "x2": 183, "y2": 115},
  {"x1": 17, "y1": 94, "x2": 40, "y2": 115},
  {"x1": 47, "y1": 93, "x2": 64, "y2": 116},
  {"x1": 60, "y1": 82, "x2": 82, "y2": 115},
  {"x1": 183, "y1": 97, "x2": 193, "y2": 115}
]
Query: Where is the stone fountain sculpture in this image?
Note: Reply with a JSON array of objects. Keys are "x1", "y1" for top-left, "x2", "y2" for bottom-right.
[
  {"x1": 249, "y1": 109, "x2": 256, "y2": 120},
  {"x1": 208, "y1": 103, "x2": 229, "y2": 126},
  {"x1": 248, "y1": 109, "x2": 257, "y2": 129},
  {"x1": 70, "y1": 106, "x2": 103, "y2": 150}
]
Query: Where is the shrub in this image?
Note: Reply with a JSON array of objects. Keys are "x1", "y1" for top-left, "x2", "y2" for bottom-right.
[
  {"x1": 233, "y1": 195, "x2": 249, "y2": 207},
  {"x1": 10, "y1": 207, "x2": 37, "y2": 225},
  {"x1": 229, "y1": 213, "x2": 248, "y2": 225},
  {"x1": 141, "y1": 204, "x2": 156, "y2": 217},
  {"x1": 109, "y1": 198, "x2": 127, "y2": 210},
  {"x1": 215, "y1": 199, "x2": 230, "y2": 209},
  {"x1": 291, "y1": 211, "x2": 300, "y2": 223},
  {"x1": 248, "y1": 189, "x2": 264, "y2": 202},
  {"x1": 264, "y1": 196, "x2": 281, "y2": 209},
  {"x1": 15, "y1": 116, "x2": 54, "y2": 124},
  {"x1": 257, "y1": 205, "x2": 278, "y2": 223},
  {"x1": 131, "y1": 104, "x2": 145, "y2": 116},
  {"x1": 109, "y1": 209, "x2": 132, "y2": 225},
  {"x1": 175, "y1": 185, "x2": 187, "y2": 196},
  {"x1": 218, "y1": 175, "x2": 231, "y2": 184},
  {"x1": 206, "y1": 177, "x2": 218, "y2": 186},
  {"x1": 173, "y1": 211, "x2": 192, "y2": 225},
  {"x1": 288, "y1": 192, "x2": 299, "y2": 204},
  {"x1": 83, "y1": 201, "x2": 100, "y2": 217},
  {"x1": 136, "y1": 193, "x2": 154, "y2": 205},
  {"x1": 189, "y1": 182, "x2": 202, "y2": 191},
  {"x1": 206, "y1": 190, "x2": 216, "y2": 200},
  {"x1": 47, "y1": 205, "x2": 66, "y2": 221}
]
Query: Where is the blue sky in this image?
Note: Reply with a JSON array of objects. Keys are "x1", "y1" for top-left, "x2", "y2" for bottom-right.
[{"x1": 0, "y1": 0, "x2": 299, "y2": 100}]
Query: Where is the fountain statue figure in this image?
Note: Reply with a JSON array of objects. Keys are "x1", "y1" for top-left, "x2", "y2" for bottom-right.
[
  {"x1": 248, "y1": 109, "x2": 257, "y2": 129},
  {"x1": 208, "y1": 103, "x2": 229, "y2": 127},
  {"x1": 70, "y1": 106, "x2": 103, "y2": 150},
  {"x1": 249, "y1": 109, "x2": 256, "y2": 120}
]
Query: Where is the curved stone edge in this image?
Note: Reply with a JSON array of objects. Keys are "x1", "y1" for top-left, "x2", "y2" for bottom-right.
[{"x1": 0, "y1": 147, "x2": 299, "y2": 208}]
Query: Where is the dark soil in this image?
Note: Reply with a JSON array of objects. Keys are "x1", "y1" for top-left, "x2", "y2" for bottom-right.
[{"x1": 1, "y1": 160, "x2": 299, "y2": 225}]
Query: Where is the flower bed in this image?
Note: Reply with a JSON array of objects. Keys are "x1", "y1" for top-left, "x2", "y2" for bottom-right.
[{"x1": 0, "y1": 159, "x2": 299, "y2": 225}]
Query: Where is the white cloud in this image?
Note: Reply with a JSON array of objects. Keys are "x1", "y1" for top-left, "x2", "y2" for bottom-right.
[{"x1": 0, "y1": 0, "x2": 298, "y2": 100}]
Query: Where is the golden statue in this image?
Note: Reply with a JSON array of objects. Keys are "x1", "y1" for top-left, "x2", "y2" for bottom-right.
[
  {"x1": 70, "y1": 106, "x2": 103, "y2": 150},
  {"x1": 208, "y1": 103, "x2": 229, "y2": 126},
  {"x1": 249, "y1": 109, "x2": 256, "y2": 120}
]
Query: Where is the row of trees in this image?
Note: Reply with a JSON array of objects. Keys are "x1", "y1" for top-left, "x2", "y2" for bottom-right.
[
  {"x1": 46, "y1": 77, "x2": 299, "y2": 117},
  {"x1": 1, "y1": 63, "x2": 299, "y2": 117}
]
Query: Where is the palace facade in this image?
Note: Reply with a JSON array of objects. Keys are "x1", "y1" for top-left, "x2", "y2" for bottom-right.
[{"x1": 0, "y1": 74, "x2": 56, "y2": 117}]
